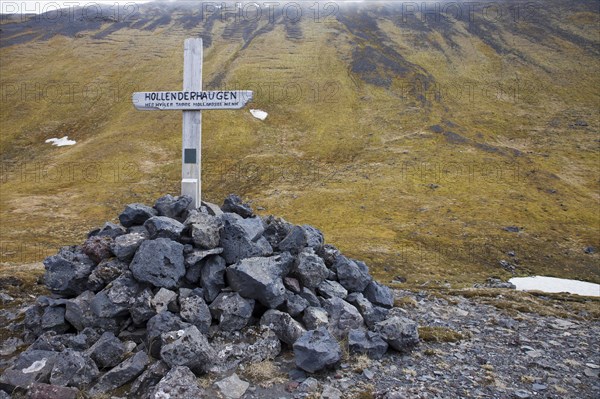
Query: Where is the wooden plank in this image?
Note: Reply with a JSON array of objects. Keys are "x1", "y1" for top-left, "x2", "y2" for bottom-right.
[
  {"x1": 132, "y1": 90, "x2": 253, "y2": 110},
  {"x1": 181, "y1": 38, "x2": 203, "y2": 208}
]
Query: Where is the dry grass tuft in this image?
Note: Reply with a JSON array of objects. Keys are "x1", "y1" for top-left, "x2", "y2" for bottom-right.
[
  {"x1": 418, "y1": 326, "x2": 466, "y2": 343},
  {"x1": 240, "y1": 360, "x2": 286, "y2": 388}
]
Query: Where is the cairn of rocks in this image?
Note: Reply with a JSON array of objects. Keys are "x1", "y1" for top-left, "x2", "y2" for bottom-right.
[{"x1": 0, "y1": 194, "x2": 419, "y2": 398}]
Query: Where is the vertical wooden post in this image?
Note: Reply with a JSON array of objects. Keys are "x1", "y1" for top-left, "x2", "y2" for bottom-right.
[{"x1": 181, "y1": 38, "x2": 203, "y2": 208}]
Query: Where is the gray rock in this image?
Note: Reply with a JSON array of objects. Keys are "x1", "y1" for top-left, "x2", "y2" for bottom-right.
[
  {"x1": 220, "y1": 213, "x2": 273, "y2": 264},
  {"x1": 316, "y1": 244, "x2": 341, "y2": 267},
  {"x1": 180, "y1": 294, "x2": 212, "y2": 334},
  {"x1": 49, "y1": 349, "x2": 99, "y2": 388},
  {"x1": 317, "y1": 280, "x2": 348, "y2": 299},
  {"x1": 130, "y1": 238, "x2": 185, "y2": 289},
  {"x1": 184, "y1": 211, "x2": 222, "y2": 249},
  {"x1": 0, "y1": 350, "x2": 58, "y2": 391},
  {"x1": 346, "y1": 292, "x2": 390, "y2": 329},
  {"x1": 283, "y1": 291, "x2": 310, "y2": 317},
  {"x1": 0, "y1": 337, "x2": 23, "y2": 356},
  {"x1": 222, "y1": 194, "x2": 254, "y2": 218},
  {"x1": 88, "y1": 351, "x2": 148, "y2": 395},
  {"x1": 146, "y1": 311, "x2": 191, "y2": 358},
  {"x1": 43, "y1": 246, "x2": 95, "y2": 296},
  {"x1": 226, "y1": 253, "x2": 293, "y2": 308},
  {"x1": 374, "y1": 316, "x2": 419, "y2": 352},
  {"x1": 293, "y1": 328, "x2": 342, "y2": 373},
  {"x1": 90, "y1": 272, "x2": 142, "y2": 318},
  {"x1": 144, "y1": 216, "x2": 185, "y2": 240},
  {"x1": 81, "y1": 235, "x2": 114, "y2": 264},
  {"x1": 260, "y1": 309, "x2": 306, "y2": 345},
  {"x1": 322, "y1": 384, "x2": 343, "y2": 399},
  {"x1": 215, "y1": 373, "x2": 249, "y2": 399},
  {"x1": 302, "y1": 307, "x2": 329, "y2": 330},
  {"x1": 277, "y1": 225, "x2": 307, "y2": 254},
  {"x1": 209, "y1": 292, "x2": 254, "y2": 332},
  {"x1": 86, "y1": 258, "x2": 128, "y2": 292},
  {"x1": 86, "y1": 332, "x2": 125, "y2": 369},
  {"x1": 298, "y1": 376, "x2": 319, "y2": 393},
  {"x1": 152, "y1": 366, "x2": 205, "y2": 398},
  {"x1": 26, "y1": 383, "x2": 79, "y2": 399},
  {"x1": 151, "y1": 288, "x2": 177, "y2": 313},
  {"x1": 363, "y1": 281, "x2": 394, "y2": 308},
  {"x1": 199, "y1": 255, "x2": 226, "y2": 302},
  {"x1": 130, "y1": 360, "x2": 170, "y2": 399},
  {"x1": 41, "y1": 306, "x2": 69, "y2": 334},
  {"x1": 64, "y1": 291, "x2": 120, "y2": 332},
  {"x1": 94, "y1": 222, "x2": 126, "y2": 239},
  {"x1": 119, "y1": 203, "x2": 157, "y2": 227},
  {"x1": 334, "y1": 256, "x2": 372, "y2": 293},
  {"x1": 293, "y1": 248, "x2": 329, "y2": 288},
  {"x1": 283, "y1": 276, "x2": 302, "y2": 293},
  {"x1": 185, "y1": 248, "x2": 224, "y2": 280},
  {"x1": 160, "y1": 326, "x2": 216, "y2": 374},
  {"x1": 322, "y1": 297, "x2": 364, "y2": 339},
  {"x1": 299, "y1": 287, "x2": 321, "y2": 307},
  {"x1": 129, "y1": 288, "x2": 156, "y2": 325},
  {"x1": 348, "y1": 329, "x2": 388, "y2": 359},
  {"x1": 262, "y1": 215, "x2": 293, "y2": 248},
  {"x1": 154, "y1": 194, "x2": 193, "y2": 221},
  {"x1": 201, "y1": 200, "x2": 224, "y2": 217},
  {"x1": 110, "y1": 232, "x2": 146, "y2": 261}
]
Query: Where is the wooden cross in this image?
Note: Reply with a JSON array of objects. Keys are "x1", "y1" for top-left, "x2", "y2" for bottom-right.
[{"x1": 132, "y1": 38, "x2": 253, "y2": 208}]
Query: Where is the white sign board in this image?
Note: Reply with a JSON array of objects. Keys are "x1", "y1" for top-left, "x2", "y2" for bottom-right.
[{"x1": 132, "y1": 90, "x2": 253, "y2": 110}]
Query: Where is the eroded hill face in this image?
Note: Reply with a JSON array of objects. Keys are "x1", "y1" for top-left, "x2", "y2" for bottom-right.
[{"x1": 0, "y1": 1, "x2": 598, "y2": 287}]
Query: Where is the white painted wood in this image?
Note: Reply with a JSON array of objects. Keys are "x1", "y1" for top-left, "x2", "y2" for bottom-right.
[
  {"x1": 181, "y1": 38, "x2": 203, "y2": 208},
  {"x1": 132, "y1": 90, "x2": 253, "y2": 110}
]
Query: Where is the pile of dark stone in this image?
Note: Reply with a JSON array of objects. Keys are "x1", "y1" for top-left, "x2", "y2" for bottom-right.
[{"x1": 0, "y1": 194, "x2": 419, "y2": 398}]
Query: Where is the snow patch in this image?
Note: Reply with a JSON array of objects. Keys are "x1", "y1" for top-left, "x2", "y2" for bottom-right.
[
  {"x1": 250, "y1": 109, "x2": 268, "y2": 121},
  {"x1": 509, "y1": 276, "x2": 600, "y2": 297},
  {"x1": 45, "y1": 136, "x2": 76, "y2": 146}
]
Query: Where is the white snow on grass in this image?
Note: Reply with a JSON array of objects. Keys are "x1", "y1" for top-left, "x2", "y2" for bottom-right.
[
  {"x1": 250, "y1": 109, "x2": 268, "y2": 121},
  {"x1": 45, "y1": 136, "x2": 76, "y2": 146},
  {"x1": 509, "y1": 276, "x2": 600, "y2": 297}
]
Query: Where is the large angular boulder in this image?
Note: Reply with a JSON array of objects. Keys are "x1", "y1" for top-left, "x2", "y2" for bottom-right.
[
  {"x1": 49, "y1": 349, "x2": 99, "y2": 388},
  {"x1": 221, "y1": 194, "x2": 254, "y2": 218},
  {"x1": 219, "y1": 213, "x2": 273, "y2": 264},
  {"x1": 199, "y1": 255, "x2": 226, "y2": 302},
  {"x1": 184, "y1": 211, "x2": 222, "y2": 249},
  {"x1": 151, "y1": 288, "x2": 177, "y2": 313},
  {"x1": 226, "y1": 253, "x2": 293, "y2": 308},
  {"x1": 292, "y1": 248, "x2": 329, "y2": 288},
  {"x1": 260, "y1": 309, "x2": 306, "y2": 345},
  {"x1": 119, "y1": 203, "x2": 157, "y2": 227},
  {"x1": 130, "y1": 361, "x2": 170, "y2": 399},
  {"x1": 317, "y1": 280, "x2": 348, "y2": 299},
  {"x1": 209, "y1": 292, "x2": 254, "y2": 332},
  {"x1": 159, "y1": 326, "x2": 216, "y2": 374},
  {"x1": 363, "y1": 281, "x2": 394, "y2": 308},
  {"x1": 64, "y1": 291, "x2": 120, "y2": 332},
  {"x1": 180, "y1": 294, "x2": 212, "y2": 334},
  {"x1": 302, "y1": 307, "x2": 329, "y2": 330},
  {"x1": 88, "y1": 351, "x2": 149, "y2": 395},
  {"x1": 151, "y1": 366, "x2": 205, "y2": 398},
  {"x1": 262, "y1": 215, "x2": 293, "y2": 248},
  {"x1": 348, "y1": 329, "x2": 388, "y2": 360},
  {"x1": 293, "y1": 328, "x2": 342, "y2": 373},
  {"x1": 0, "y1": 350, "x2": 58, "y2": 391},
  {"x1": 146, "y1": 311, "x2": 191, "y2": 358},
  {"x1": 90, "y1": 272, "x2": 142, "y2": 318},
  {"x1": 26, "y1": 383, "x2": 79, "y2": 399},
  {"x1": 278, "y1": 225, "x2": 324, "y2": 254},
  {"x1": 144, "y1": 216, "x2": 185, "y2": 240},
  {"x1": 333, "y1": 256, "x2": 372, "y2": 293},
  {"x1": 81, "y1": 235, "x2": 114, "y2": 264},
  {"x1": 92, "y1": 222, "x2": 126, "y2": 239},
  {"x1": 43, "y1": 246, "x2": 95, "y2": 296},
  {"x1": 154, "y1": 194, "x2": 193, "y2": 221},
  {"x1": 374, "y1": 316, "x2": 419, "y2": 352},
  {"x1": 283, "y1": 291, "x2": 310, "y2": 317},
  {"x1": 110, "y1": 232, "x2": 146, "y2": 261},
  {"x1": 322, "y1": 297, "x2": 364, "y2": 339},
  {"x1": 130, "y1": 238, "x2": 185, "y2": 289},
  {"x1": 87, "y1": 258, "x2": 128, "y2": 292},
  {"x1": 41, "y1": 305, "x2": 69, "y2": 334},
  {"x1": 129, "y1": 288, "x2": 156, "y2": 325},
  {"x1": 86, "y1": 332, "x2": 125, "y2": 369}
]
